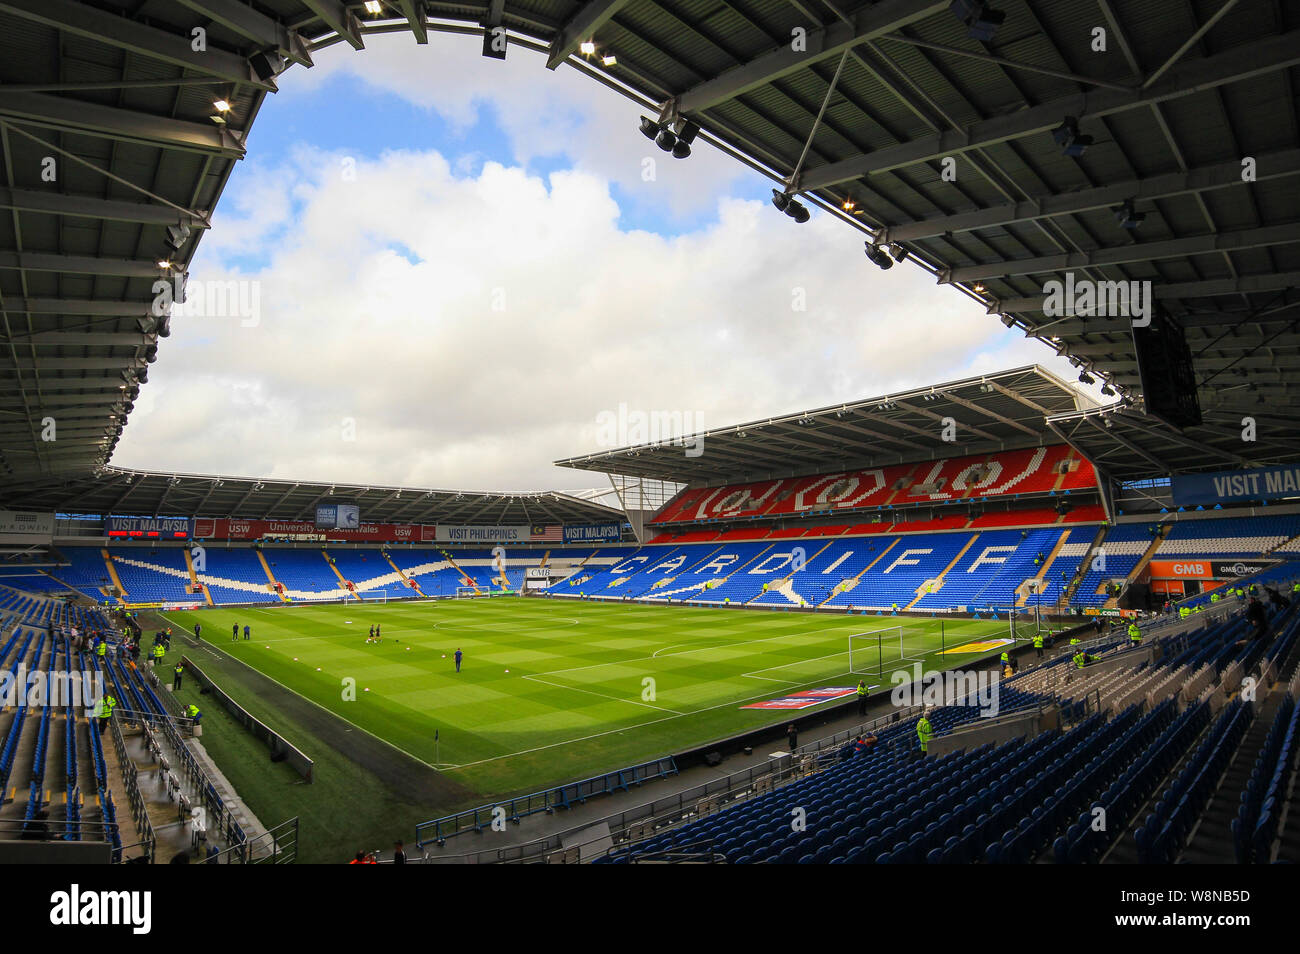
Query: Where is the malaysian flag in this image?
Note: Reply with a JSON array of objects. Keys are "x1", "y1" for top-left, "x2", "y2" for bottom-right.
[{"x1": 530, "y1": 525, "x2": 562, "y2": 542}]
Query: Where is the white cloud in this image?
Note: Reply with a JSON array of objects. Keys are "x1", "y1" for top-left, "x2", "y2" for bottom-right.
[
  {"x1": 269, "y1": 31, "x2": 750, "y2": 220},
  {"x1": 113, "y1": 43, "x2": 1092, "y2": 493}
]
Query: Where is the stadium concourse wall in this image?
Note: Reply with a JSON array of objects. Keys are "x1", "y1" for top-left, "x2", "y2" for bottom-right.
[{"x1": 179, "y1": 656, "x2": 315, "y2": 782}]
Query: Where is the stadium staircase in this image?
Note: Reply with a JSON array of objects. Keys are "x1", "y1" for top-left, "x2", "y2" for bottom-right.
[
  {"x1": 654, "y1": 545, "x2": 773, "y2": 603},
  {"x1": 1017, "y1": 529, "x2": 1071, "y2": 607},
  {"x1": 101, "y1": 549, "x2": 128, "y2": 604},
  {"x1": 1063, "y1": 524, "x2": 1106, "y2": 605},
  {"x1": 322, "y1": 550, "x2": 359, "y2": 601},
  {"x1": 1109, "y1": 525, "x2": 1170, "y2": 609},
  {"x1": 182, "y1": 549, "x2": 214, "y2": 606},
  {"x1": 256, "y1": 550, "x2": 290, "y2": 602},
  {"x1": 903, "y1": 533, "x2": 978, "y2": 610},
  {"x1": 440, "y1": 551, "x2": 482, "y2": 594},
  {"x1": 382, "y1": 552, "x2": 424, "y2": 597}
]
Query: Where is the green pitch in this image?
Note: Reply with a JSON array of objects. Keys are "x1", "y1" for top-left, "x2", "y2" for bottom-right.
[{"x1": 160, "y1": 597, "x2": 1011, "y2": 797}]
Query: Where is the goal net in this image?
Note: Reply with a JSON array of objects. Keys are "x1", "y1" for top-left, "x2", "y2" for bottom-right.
[
  {"x1": 849, "y1": 626, "x2": 909, "y2": 678},
  {"x1": 356, "y1": 590, "x2": 389, "y2": 603},
  {"x1": 1008, "y1": 606, "x2": 1066, "y2": 644},
  {"x1": 455, "y1": 585, "x2": 483, "y2": 598}
]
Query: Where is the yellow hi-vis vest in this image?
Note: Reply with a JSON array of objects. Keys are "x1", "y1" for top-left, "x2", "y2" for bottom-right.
[
  {"x1": 1032, "y1": 634, "x2": 1043, "y2": 648},
  {"x1": 1073, "y1": 652, "x2": 1086, "y2": 669},
  {"x1": 95, "y1": 642, "x2": 106, "y2": 656},
  {"x1": 917, "y1": 718, "x2": 932, "y2": 751},
  {"x1": 153, "y1": 645, "x2": 164, "y2": 659}
]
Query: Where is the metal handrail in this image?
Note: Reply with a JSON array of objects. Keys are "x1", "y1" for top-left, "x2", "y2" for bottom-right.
[{"x1": 108, "y1": 713, "x2": 155, "y2": 863}]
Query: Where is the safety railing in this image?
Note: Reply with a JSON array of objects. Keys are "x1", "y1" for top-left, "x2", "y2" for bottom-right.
[
  {"x1": 415, "y1": 755, "x2": 678, "y2": 848},
  {"x1": 107, "y1": 712, "x2": 155, "y2": 863}
]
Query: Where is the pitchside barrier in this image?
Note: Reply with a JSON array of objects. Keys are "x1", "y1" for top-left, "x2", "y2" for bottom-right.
[
  {"x1": 180, "y1": 656, "x2": 314, "y2": 782},
  {"x1": 414, "y1": 756, "x2": 678, "y2": 847}
]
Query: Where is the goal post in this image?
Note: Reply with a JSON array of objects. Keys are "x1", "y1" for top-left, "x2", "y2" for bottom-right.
[
  {"x1": 355, "y1": 590, "x2": 389, "y2": 603},
  {"x1": 848, "y1": 627, "x2": 904, "y2": 679},
  {"x1": 455, "y1": 585, "x2": 482, "y2": 598}
]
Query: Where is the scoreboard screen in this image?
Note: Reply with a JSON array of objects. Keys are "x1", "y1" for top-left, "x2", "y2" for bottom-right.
[
  {"x1": 315, "y1": 504, "x2": 360, "y2": 530},
  {"x1": 106, "y1": 516, "x2": 191, "y2": 538}
]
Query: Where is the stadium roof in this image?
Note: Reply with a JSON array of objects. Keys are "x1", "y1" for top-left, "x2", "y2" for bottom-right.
[
  {"x1": 554, "y1": 364, "x2": 1095, "y2": 483},
  {"x1": 0, "y1": 466, "x2": 622, "y2": 525},
  {"x1": 1, "y1": 1, "x2": 1296, "y2": 498}
]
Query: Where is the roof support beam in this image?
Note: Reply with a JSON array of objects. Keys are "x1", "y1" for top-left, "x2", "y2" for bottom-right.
[
  {"x1": 0, "y1": 251, "x2": 169, "y2": 279},
  {"x1": 946, "y1": 223, "x2": 1300, "y2": 285},
  {"x1": 996, "y1": 271, "x2": 1300, "y2": 313},
  {"x1": 1082, "y1": 416, "x2": 1168, "y2": 473},
  {"x1": 799, "y1": 29, "x2": 1300, "y2": 191},
  {"x1": 0, "y1": 0, "x2": 272, "y2": 89},
  {"x1": 0, "y1": 93, "x2": 244, "y2": 158},
  {"x1": 1, "y1": 358, "x2": 145, "y2": 371},
  {"x1": 395, "y1": 0, "x2": 428, "y2": 44},
  {"x1": 935, "y1": 391, "x2": 1041, "y2": 438},
  {"x1": 175, "y1": 0, "x2": 314, "y2": 66},
  {"x1": 301, "y1": 0, "x2": 365, "y2": 50},
  {"x1": 21, "y1": 332, "x2": 152, "y2": 347},
  {"x1": 1, "y1": 298, "x2": 154, "y2": 317},
  {"x1": 546, "y1": 0, "x2": 635, "y2": 69},
  {"x1": 674, "y1": 0, "x2": 946, "y2": 112},
  {"x1": 876, "y1": 149, "x2": 1300, "y2": 243},
  {"x1": 0, "y1": 187, "x2": 210, "y2": 227}
]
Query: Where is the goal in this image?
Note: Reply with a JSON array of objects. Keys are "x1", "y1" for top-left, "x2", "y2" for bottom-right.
[
  {"x1": 848, "y1": 626, "x2": 906, "y2": 678},
  {"x1": 356, "y1": 590, "x2": 389, "y2": 603},
  {"x1": 1008, "y1": 605, "x2": 1066, "y2": 644},
  {"x1": 455, "y1": 585, "x2": 483, "y2": 598}
]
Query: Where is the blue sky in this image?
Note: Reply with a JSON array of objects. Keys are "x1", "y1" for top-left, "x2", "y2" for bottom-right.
[{"x1": 220, "y1": 44, "x2": 768, "y2": 277}]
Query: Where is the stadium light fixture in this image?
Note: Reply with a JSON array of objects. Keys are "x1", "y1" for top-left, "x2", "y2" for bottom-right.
[
  {"x1": 1114, "y1": 200, "x2": 1145, "y2": 229},
  {"x1": 972, "y1": 283, "x2": 985, "y2": 294},
  {"x1": 602, "y1": 54, "x2": 617, "y2": 67},
  {"x1": 638, "y1": 116, "x2": 661, "y2": 141},
  {"x1": 1079, "y1": 371, "x2": 1095, "y2": 385},
  {"x1": 671, "y1": 120, "x2": 699, "y2": 159},
  {"x1": 1052, "y1": 116, "x2": 1092, "y2": 157},
  {"x1": 166, "y1": 223, "x2": 191, "y2": 249},
  {"x1": 365, "y1": 1, "x2": 383, "y2": 13},
  {"x1": 213, "y1": 99, "x2": 231, "y2": 113},
  {"x1": 842, "y1": 198, "x2": 856, "y2": 212},
  {"x1": 1100, "y1": 383, "x2": 1116, "y2": 396},
  {"x1": 771, "y1": 189, "x2": 809, "y2": 223},
  {"x1": 999, "y1": 313, "x2": 1015, "y2": 328},
  {"x1": 579, "y1": 41, "x2": 596, "y2": 55},
  {"x1": 864, "y1": 243, "x2": 893, "y2": 270},
  {"x1": 157, "y1": 260, "x2": 172, "y2": 270},
  {"x1": 950, "y1": 0, "x2": 1006, "y2": 42},
  {"x1": 889, "y1": 243, "x2": 908, "y2": 262}
]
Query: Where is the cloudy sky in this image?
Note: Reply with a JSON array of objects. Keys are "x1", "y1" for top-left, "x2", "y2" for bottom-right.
[{"x1": 112, "y1": 31, "x2": 1085, "y2": 493}]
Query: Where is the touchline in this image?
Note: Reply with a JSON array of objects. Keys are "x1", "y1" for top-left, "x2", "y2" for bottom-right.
[{"x1": 49, "y1": 885, "x2": 151, "y2": 935}]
